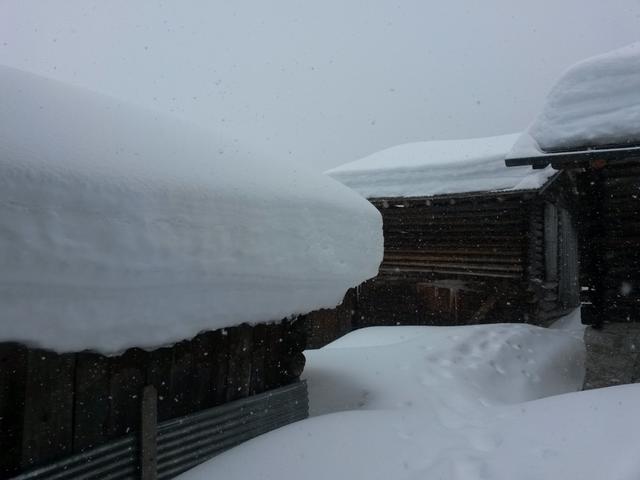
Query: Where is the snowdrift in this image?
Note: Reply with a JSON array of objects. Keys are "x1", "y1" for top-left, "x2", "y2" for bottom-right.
[
  {"x1": 180, "y1": 384, "x2": 640, "y2": 480},
  {"x1": 305, "y1": 320, "x2": 585, "y2": 416},
  {"x1": 0, "y1": 65, "x2": 383, "y2": 353},
  {"x1": 173, "y1": 312, "x2": 640, "y2": 480}
]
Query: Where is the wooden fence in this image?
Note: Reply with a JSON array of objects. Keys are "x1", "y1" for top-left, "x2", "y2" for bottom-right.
[{"x1": 0, "y1": 318, "x2": 307, "y2": 478}]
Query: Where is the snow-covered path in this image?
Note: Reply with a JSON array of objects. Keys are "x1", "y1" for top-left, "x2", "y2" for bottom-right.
[{"x1": 179, "y1": 311, "x2": 640, "y2": 480}]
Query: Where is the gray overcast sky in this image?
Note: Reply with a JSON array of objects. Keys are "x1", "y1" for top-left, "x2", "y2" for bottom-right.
[{"x1": 1, "y1": 1, "x2": 639, "y2": 170}]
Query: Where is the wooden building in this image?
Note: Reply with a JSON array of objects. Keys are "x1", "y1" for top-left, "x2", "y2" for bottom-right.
[
  {"x1": 357, "y1": 180, "x2": 580, "y2": 327},
  {"x1": 317, "y1": 134, "x2": 582, "y2": 340},
  {"x1": 503, "y1": 43, "x2": 640, "y2": 326},
  {"x1": 507, "y1": 148, "x2": 640, "y2": 324},
  {"x1": 0, "y1": 65, "x2": 381, "y2": 479}
]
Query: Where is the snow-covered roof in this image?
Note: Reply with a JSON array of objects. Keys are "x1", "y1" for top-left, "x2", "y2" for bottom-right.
[
  {"x1": 326, "y1": 134, "x2": 556, "y2": 199},
  {"x1": 508, "y1": 43, "x2": 640, "y2": 160},
  {"x1": 0, "y1": 65, "x2": 383, "y2": 354}
]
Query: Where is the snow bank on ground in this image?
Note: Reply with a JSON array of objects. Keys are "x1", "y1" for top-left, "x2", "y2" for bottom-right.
[
  {"x1": 0, "y1": 65, "x2": 383, "y2": 353},
  {"x1": 509, "y1": 43, "x2": 640, "y2": 158},
  {"x1": 305, "y1": 316, "x2": 585, "y2": 416},
  {"x1": 326, "y1": 133, "x2": 556, "y2": 199},
  {"x1": 177, "y1": 311, "x2": 608, "y2": 480},
  {"x1": 180, "y1": 384, "x2": 640, "y2": 480}
]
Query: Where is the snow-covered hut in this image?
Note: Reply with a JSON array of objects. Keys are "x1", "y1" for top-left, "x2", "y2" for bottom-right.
[
  {"x1": 506, "y1": 43, "x2": 640, "y2": 325},
  {"x1": 0, "y1": 66, "x2": 382, "y2": 478},
  {"x1": 325, "y1": 133, "x2": 580, "y2": 331}
]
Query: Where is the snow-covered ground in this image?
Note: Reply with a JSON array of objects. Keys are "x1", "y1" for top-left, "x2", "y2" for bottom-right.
[
  {"x1": 326, "y1": 133, "x2": 556, "y2": 199},
  {"x1": 305, "y1": 317, "x2": 585, "y2": 416},
  {"x1": 179, "y1": 310, "x2": 640, "y2": 480},
  {"x1": 509, "y1": 42, "x2": 640, "y2": 158},
  {"x1": 0, "y1": 65, "x2": 382, "y2": 353}
]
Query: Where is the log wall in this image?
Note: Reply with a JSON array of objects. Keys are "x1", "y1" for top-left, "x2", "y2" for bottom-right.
[
  {"x1": 374, "y1": 193, "x2": 531, "y2": 280},
  {"x1": 308, "y1": 181, "x2": 582, "y2": 345},
  {"x1": 366, "y1": 193, "x2": 537, "y2": 325},
  {"x1": 530, "y1": 175, "x2": 581, "y2": 323}
]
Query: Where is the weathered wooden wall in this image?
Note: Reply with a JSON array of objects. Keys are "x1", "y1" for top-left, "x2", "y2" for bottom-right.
[
  {"x1": 365, "y1": 193, "x2": 537, "y2": 325},
  {"x1": 529, "y1": 174, "x2": 581, "y2": 323},
  {"x1": 355, "y1": 276, "x2": 529, "y2": 328},
  {"x1": 307, "y1": 182, "x2": 582, "y2": 345},
  {"x1": 306, "y1": 289, "x2": 357, "y2": 349},
  {"x1": 0, "y1": 318, "x2": 307, "y2": 479},
  {"x1": 579, "y1": 160, "x2": 640, "y2": 321},
  {"x1": 374, "y1": 193, "x2": 531, "y2": 280}
]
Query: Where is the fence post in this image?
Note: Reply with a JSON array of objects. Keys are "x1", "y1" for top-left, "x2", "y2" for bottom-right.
[{"x1": 140, "y1": 385, "x2": 158, "y2": 480}]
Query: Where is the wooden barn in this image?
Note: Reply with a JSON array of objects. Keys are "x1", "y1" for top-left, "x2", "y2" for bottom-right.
[
  {"x1": 322, "y1": 134, "x2": 582, "y2": 335},
  {"x1": 0, "y1": 66, "x2": 382, "y2": 479},
  {"x1": 507, "y1": 148, "x2": 640, "y2": 325},
  {"x1": 505, "y1": 43, "x2": 640, "y2": 326}
]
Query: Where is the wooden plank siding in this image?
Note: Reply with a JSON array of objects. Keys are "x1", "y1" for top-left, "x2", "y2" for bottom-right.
[
  {"x1": 0, "y1": 319, "x2": 307, "y2": 478},
  {"x1": 0, "y1": 344, "x2": 27, "y2": 476},
  {"x1": 306, "y1": 289, "x2": 356, "y2": 349},
  {"x1": 578, "y1": 160, "x2": 640, "y2": 321},
  {"x1": 373, "y1": 194, "x2": 531, "y2": 281},
  {"x1": 72, "y1": 352, "x2": 110, "y2": 452},
  {"x1": 307, "y1": 177, "x2": 581, "y2": 343},
  {"x1": 20, "y1": 350, "x2": 76, "y2": 472},
  {"x1": 509, "y1": 153, "x2": 640, "y2": 323},
  {"x1": 363, "y1": 193, "x2": 538, "y2": 326}
]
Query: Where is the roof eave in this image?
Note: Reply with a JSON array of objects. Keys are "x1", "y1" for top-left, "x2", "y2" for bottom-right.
[
  {"x1": 367, "y1": 188, "x2": 540, "y2": 205},
  {"x1": 366, "y1": 171, "x2": 562, "y2": 204},
  {"x1": 506, "y1": 145, "x2": 640, "y2": 170}
]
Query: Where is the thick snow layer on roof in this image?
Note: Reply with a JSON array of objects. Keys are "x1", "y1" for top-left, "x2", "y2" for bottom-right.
[
  {"x1": 178, "y1": 312, "x2": 635, "y2": 480},
  {"x1": 509, "y1": 43, "x2": 640, "y2": 158},
  {"x1": 326, "y1": 134, "x2": 555, "y2": 199},
  {"x1": 0, "y1": 65, "x2": 383, "y2": 354}
]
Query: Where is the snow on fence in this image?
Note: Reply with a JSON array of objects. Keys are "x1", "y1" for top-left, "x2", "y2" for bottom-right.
[{"x1": 0, "y1": 320, "x2": 307, "y2": 478}]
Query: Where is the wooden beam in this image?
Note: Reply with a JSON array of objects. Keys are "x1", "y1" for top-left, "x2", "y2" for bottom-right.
[{"x1": 140, "y1": 385, "x2": 157, "y2": 480}]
